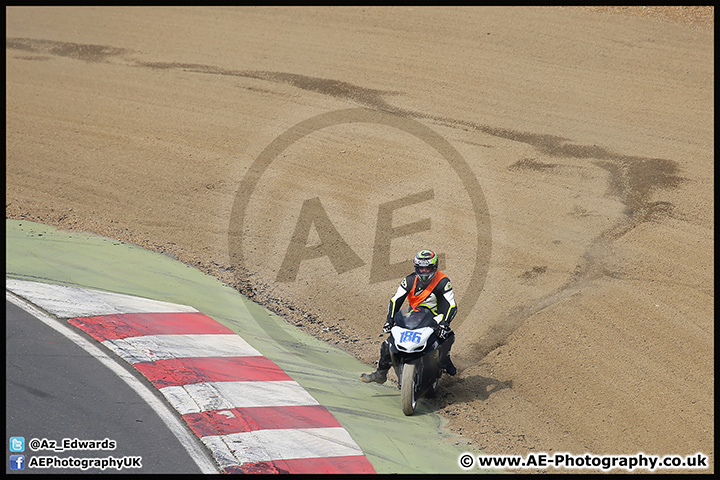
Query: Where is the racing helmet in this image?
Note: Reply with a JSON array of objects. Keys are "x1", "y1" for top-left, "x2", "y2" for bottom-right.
[{"x1": 414, "y1": 249, "x2": 438, "y2": 284}]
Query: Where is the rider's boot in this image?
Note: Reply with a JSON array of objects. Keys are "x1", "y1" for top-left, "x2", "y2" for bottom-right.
[
  {"x1": 362, "y1": 340, "x2": 392, "y2": 384},
  {"x1": 438, "y1": 332, "x2": 457, "y2": 375},
  {"x1": 443, "y1": 357, "x2": 457, "y2": 376},
  {"x1": 360, "y1": 368, "x2": 388, "y2": 384},
  {"x1": 439, "y1": 351, "x2": 457, "y2": 376}
]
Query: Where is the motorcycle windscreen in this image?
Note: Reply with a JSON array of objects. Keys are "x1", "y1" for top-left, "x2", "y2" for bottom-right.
[{"x1": 394, "y1": 307, "x2": 436, "y2": 329}]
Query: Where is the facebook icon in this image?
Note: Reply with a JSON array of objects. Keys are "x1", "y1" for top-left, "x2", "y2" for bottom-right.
[{"x1": 10, "y1": 455, "x2": 25, "y2": 470}]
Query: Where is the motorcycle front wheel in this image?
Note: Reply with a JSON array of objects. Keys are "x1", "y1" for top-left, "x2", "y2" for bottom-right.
[{"x1": 400, "y1": 362, "x2": 418, "y2": 416}]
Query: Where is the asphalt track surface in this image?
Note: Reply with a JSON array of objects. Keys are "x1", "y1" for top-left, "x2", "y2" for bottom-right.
[
  {"x1": 5, "y1": 298, "x2": 215, "y2": 474},
  {"x1": 5, "y1": 219, "x2": 483, "y2": 474}
]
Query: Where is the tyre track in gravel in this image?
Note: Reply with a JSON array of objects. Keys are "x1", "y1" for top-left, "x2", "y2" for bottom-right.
[{"x1": 5, "y1": 35, "x2": 686, "y2": 366}]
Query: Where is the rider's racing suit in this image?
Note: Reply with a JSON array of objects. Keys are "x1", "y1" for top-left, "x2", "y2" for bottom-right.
[{"x1": 375, "y1": 270, "x2": 457, "y2": 372}]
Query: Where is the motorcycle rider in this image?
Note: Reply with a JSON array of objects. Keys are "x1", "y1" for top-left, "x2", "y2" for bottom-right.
[{"x1": 361, "y1": 249, "x2": 457, "y2": 384}]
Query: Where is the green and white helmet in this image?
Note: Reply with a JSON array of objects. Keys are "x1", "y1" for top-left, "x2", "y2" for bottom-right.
[{"x1": 414, "y1": 249, "x2": 438, "y2": 283}]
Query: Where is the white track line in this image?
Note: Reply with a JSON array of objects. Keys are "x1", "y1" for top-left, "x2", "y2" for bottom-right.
[
  {"x1": 5, "y1": 279, "x2": 198, "y2": 317},
  {"x1": 160, "y1": 380, "x2": 321, "y2": 415},
  {"x1": 203, "y1": 427, "x2": 364, "y2": 465},
  {"x1": 103, "y1": 334, "x2": 262, "y2": 363}
]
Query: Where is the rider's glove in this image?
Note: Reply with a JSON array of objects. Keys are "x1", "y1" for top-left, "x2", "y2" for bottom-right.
[
  {"x1": 437, "y1": 322, "x2": 451, "y2": 340},
  {"x1": 382, "y1": 321, "x2": 393, "y2": 334}
]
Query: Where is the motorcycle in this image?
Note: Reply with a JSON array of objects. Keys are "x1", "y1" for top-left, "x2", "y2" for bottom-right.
[{"x1": 388, "y1": 307, "x2": 445, "y2": 416}]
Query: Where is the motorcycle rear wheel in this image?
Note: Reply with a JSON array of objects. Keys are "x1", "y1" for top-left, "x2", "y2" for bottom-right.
[{"x1": 400, "y1": 362, "x2": 418, "y2": 415}]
